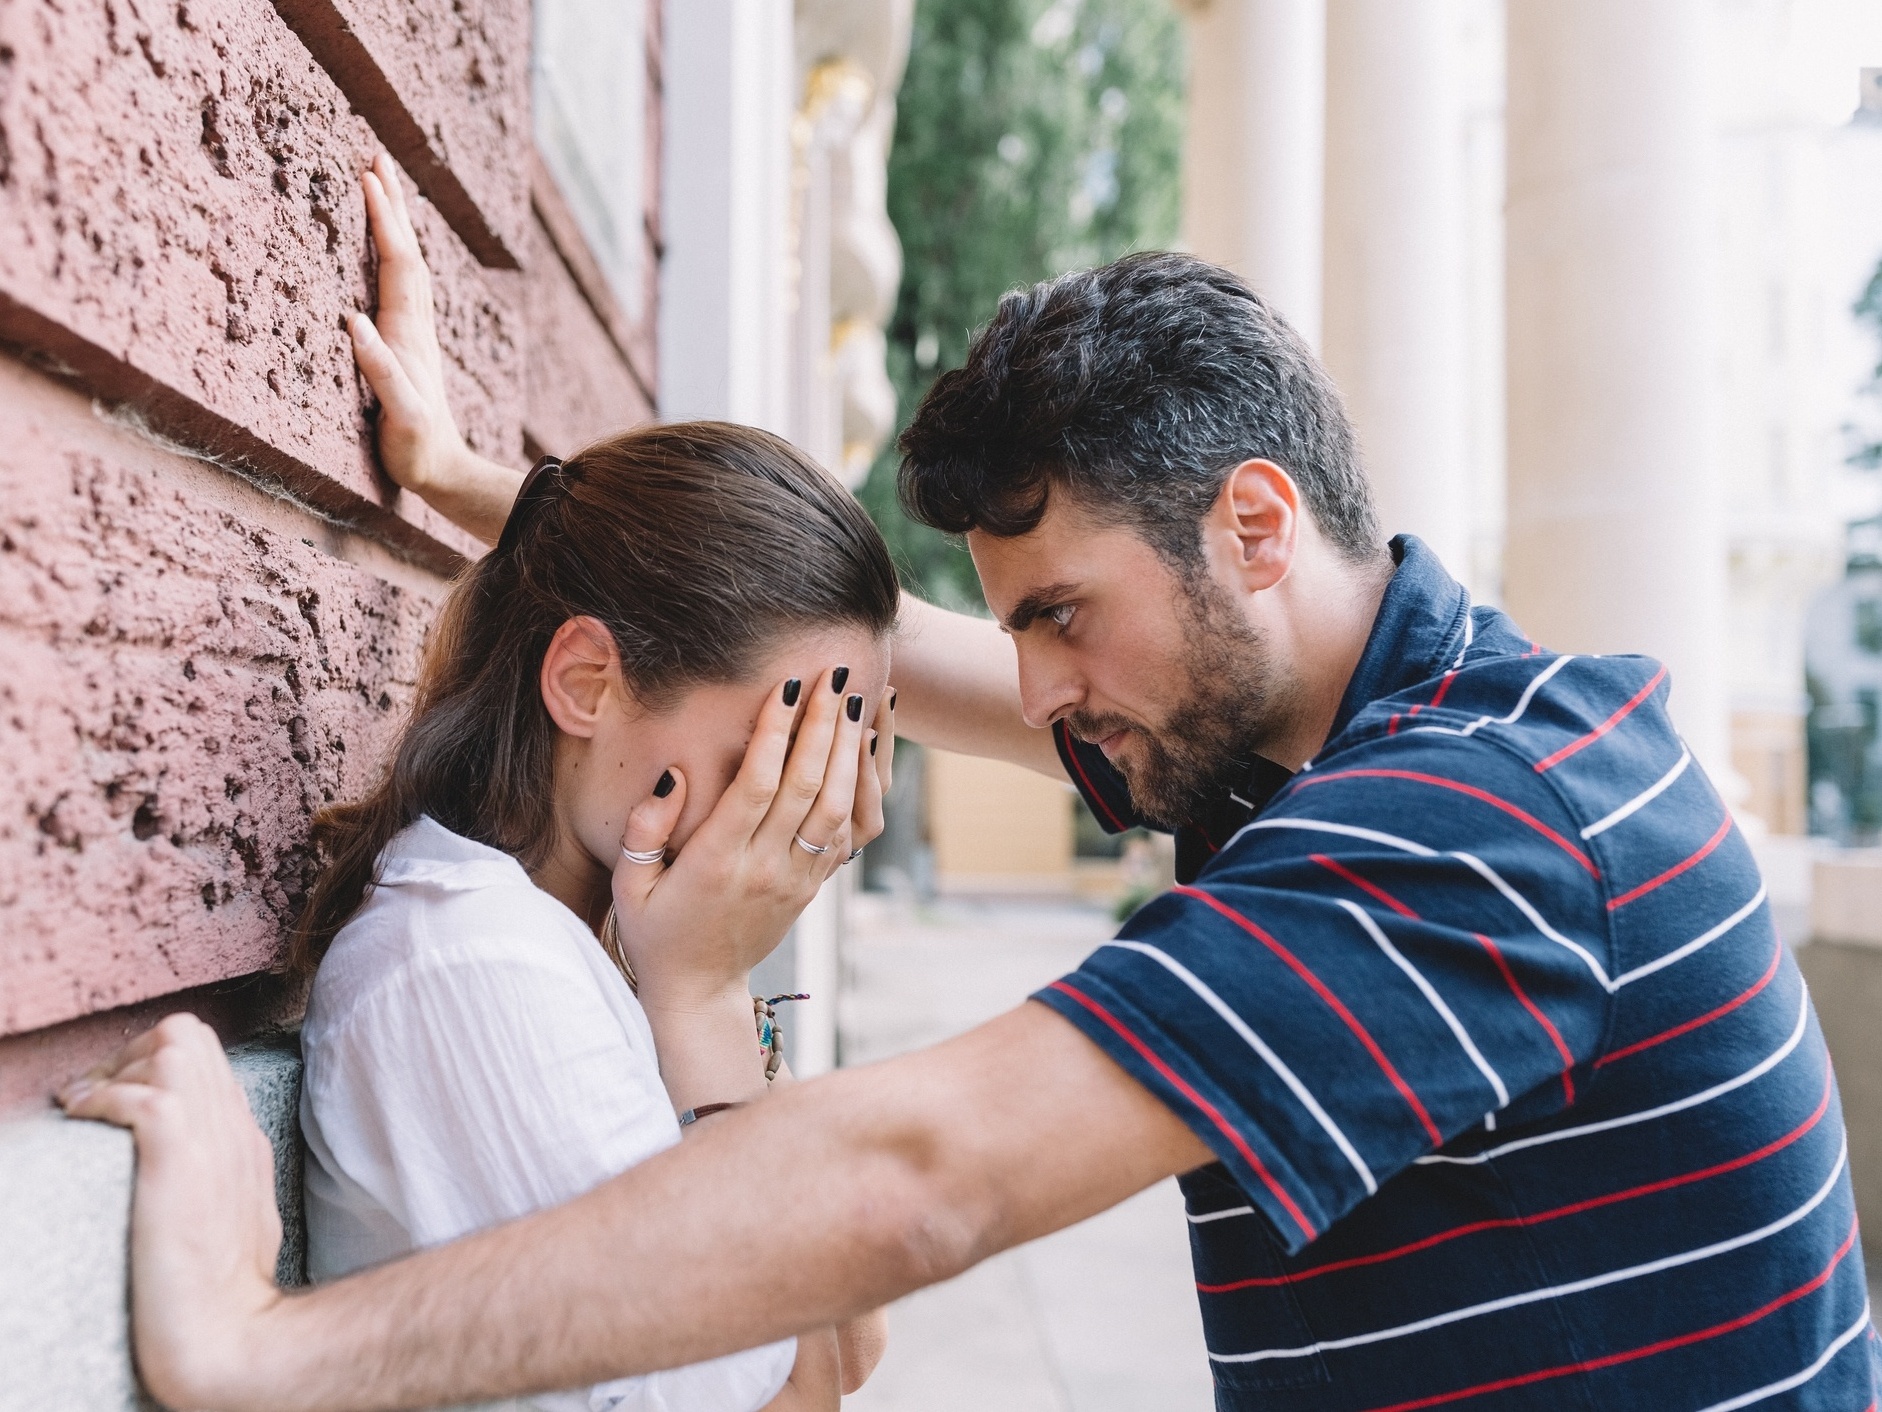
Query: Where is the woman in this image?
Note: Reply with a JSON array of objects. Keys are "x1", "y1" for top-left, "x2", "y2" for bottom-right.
[{"x1": 294, "y1": 160, "x2": 894, "y2": 1411}]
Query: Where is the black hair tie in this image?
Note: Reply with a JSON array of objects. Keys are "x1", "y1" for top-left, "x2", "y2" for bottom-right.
[{"x1": 495, "y1": 455, "x2": 566, "y2": 558}]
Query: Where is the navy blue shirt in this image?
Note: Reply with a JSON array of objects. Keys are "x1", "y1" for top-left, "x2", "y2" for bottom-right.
[{"x1": 1037, "y1": 537, "x2": 1878, "y2": 1410}]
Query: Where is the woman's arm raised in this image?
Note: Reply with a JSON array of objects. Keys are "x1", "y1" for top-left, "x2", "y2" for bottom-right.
[{"x1": 348, "y1": 150, "x2": 522, "y2": 545}]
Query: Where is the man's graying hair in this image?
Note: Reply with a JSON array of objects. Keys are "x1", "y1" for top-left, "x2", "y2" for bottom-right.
[{"x1": 898, "y1": 252, "x2": 1380, "y2": 566}]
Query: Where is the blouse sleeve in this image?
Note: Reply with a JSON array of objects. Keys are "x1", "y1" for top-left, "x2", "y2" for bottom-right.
[{"x1": 308, "y1": 940, "x2": 795, "y2": 1412}]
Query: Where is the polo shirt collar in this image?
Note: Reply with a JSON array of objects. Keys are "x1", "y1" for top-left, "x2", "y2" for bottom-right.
[{"x1": 1326, "y1": 535, "x2": 1471, "y2": 744}]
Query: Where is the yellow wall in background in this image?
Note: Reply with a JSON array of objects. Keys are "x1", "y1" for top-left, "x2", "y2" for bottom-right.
[{"x1": 926, "y1": 748, "x2": 1075, "y2": 885}]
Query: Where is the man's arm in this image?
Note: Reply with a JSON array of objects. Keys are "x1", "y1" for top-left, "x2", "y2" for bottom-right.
[
  {"x1": 65, "y1": 1002, "x2": 1210, "y2": 1412},
  {"x1": 890, "y1": 595, "x2": 1065, "y2": 778}
]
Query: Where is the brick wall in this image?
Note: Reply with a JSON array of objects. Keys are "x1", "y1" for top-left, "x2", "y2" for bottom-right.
[{"x1": 0, "y1": 0, "x2": 660, "y2": 1111}]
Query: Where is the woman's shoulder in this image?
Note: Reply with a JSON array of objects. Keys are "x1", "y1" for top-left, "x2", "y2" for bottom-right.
[{"x1": 305, "y1": 816, "x2": 604, "y2": 1037}]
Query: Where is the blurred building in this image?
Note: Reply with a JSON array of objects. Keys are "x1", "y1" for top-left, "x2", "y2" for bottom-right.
[
  {"x1": 928, "y1": 0, "x2": 1882, "y2": 898},
  {"x1": 0, "y1": 0, "x2": 909, "y2": 1397}
]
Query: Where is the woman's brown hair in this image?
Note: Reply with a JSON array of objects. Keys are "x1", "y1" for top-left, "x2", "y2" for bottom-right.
[{"x1": 288, "y1": 421, "x2": 899, "y2": 978}]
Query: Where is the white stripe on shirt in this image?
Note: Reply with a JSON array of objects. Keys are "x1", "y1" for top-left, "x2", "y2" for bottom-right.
[
  {"x1": 1101, "y1": 938, "x2": 1379, "y2": 1195},
  {"x1": 1336, "y1": 899, "x2": 1511, "y2": 1110},
  {"x1": 1416, "y1": 987, "x2": 1810, "y2": 1167},
  {"x1": 1236, "y1": 817, "x2": 1617, "y2": 991},
  {"x1": 1610, "y1": 886, "x2": 1768, "y2": 990},
  {"x1": 1407, "y1": 654, "x2": 1576, "y2": 740},
  {"x1": 1581, "y1": 746, "x2": 1692, "y2": 839},
  {"x1": 1210, "y1": 1140, "x2": 1846, "y2": 1365},
  {"x1": 1692, "y1": 1302, "x2": 1873, "y2": 1412}
]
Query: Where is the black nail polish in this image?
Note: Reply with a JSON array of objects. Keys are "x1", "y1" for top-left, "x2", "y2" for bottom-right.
[
  {"x1": 870, "y1": 734, "x2": 879, "y2": 756},
  {"x1": 847, "y1": 694, "x2": 863, "y2": 722},
  {"x1": 782, "y1": 678, "x2": 802, "y2": 707},
  {"x1": 653, "y1": 770, "x2": 675, "y2": 798},
  {"x1": 831, "y1": 666, "x2": 850, "y2": 694},
  {"x1": 891, "y1": 691, "x2": 898, "y2": 712}
]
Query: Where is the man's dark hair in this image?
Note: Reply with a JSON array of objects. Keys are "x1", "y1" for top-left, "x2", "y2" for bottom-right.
[{"x1": 898, "y1": 252, "x2": 1380, "y2": 566}]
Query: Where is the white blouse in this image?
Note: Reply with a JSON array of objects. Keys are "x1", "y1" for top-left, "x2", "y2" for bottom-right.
[{"x1": 300, "y1": 816, "x2": 795, "y2": 1412}]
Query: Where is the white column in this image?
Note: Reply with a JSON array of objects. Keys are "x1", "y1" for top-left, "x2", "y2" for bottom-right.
[
  {"x1": 1322, "y1": 0, "x2": 1472, "y2": 573},
  {"x1": 1178, "y1": 0, "x2": 1326, "y2": 347},
  {"x1": 1503, "y1": 0, "x2": 1729, "y2": 777},
  {"x1": 658, "y1": 0, "x2": 794, "y2": 433}
]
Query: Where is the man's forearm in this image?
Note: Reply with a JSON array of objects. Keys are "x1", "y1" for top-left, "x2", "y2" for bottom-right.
[
  {"x1": 223, "y1": 1005, "x2": 1206, "y2": 1412},
  {"x1": 891, "y1": 595, "x2": 1065, "y2": 779}
]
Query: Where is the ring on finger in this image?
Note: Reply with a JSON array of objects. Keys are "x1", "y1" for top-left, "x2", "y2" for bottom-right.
[
  {"x1": 620, "y1": 845, "x2": 666, "y2": 866},
  {"x1": 846, "y1": 847, "x2": 864, "y2": 863},
  {"x1": 793, "y1": 834, "x2": 832, "y2": 857}
]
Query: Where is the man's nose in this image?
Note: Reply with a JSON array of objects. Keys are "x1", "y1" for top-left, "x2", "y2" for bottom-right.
[{"x1": 1015, "y1": 642, "x2": 1082, "y2": 731}]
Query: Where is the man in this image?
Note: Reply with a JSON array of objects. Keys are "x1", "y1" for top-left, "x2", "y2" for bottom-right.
[{"x1": 65, "y1": 240, "x2": 1876, "y2": 1410}]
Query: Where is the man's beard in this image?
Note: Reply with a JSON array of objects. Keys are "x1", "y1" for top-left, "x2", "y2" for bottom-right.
[{"x1": 1067, "y1": 576, "x2": 1295, "y2": 827}]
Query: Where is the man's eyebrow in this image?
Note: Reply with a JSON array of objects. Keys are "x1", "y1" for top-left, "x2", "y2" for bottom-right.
[{"x1": 1001, "y1": 582, "x2": 1081, "y2": 633}]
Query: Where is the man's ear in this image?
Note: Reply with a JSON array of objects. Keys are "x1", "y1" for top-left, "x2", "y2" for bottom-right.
[
  {"x1": 1202, "y1": 459, "x2": 1300, "y2": 593},
  {"x1": 540, "y1": 616, "x2": 623, "y2": 739}
]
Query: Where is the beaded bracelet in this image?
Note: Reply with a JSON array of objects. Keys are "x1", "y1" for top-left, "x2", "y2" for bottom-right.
[{"x1": 757, "y1": 993, "x2": 810, "y2": 1081}]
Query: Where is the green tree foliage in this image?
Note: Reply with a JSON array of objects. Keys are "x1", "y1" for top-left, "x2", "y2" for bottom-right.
[{"x1": 857, "y1": 0, "x2": 1186, "y2": 610}]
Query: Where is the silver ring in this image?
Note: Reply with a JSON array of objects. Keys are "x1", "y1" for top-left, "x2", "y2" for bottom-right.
[
  {"x1": 620, "y1": 845, "x2": 665, "y2": 866},
  {"x1": 793, "y1": 834, "x2": 831, "y2": 857},
  {"x1": 846, "y1": 847, "x2": 864, "y2": 863}
]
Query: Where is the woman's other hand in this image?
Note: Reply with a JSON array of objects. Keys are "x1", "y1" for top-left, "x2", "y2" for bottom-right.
[
  {"x1": 609, "y1": 666, "x2": 878, "y2": 1008},
  {"x1": 348, "y1": 149, "x2": 522, "y2": 545}
]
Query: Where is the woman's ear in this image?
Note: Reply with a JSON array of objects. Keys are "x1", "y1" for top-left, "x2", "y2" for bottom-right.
[
  {"x1": 1204, "y1": 458, "x2": 1300, "y2": 593},
  {"x1": 540, "y1": 616, "x2": 623, "y2": 739}
]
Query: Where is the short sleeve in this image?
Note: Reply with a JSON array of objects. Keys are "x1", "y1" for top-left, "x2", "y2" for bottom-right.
[
  {"x1": 1033, "y1": 732, "x2": 1614, "y2": 1255},
  {"x1": 306, "y1": 947, "x2": 794, "y2": 1412}
]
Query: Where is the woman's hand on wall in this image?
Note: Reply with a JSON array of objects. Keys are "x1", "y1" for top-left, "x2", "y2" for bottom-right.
[{"x1": 350, "y1": 149, "x2": 523, "y2": 546}]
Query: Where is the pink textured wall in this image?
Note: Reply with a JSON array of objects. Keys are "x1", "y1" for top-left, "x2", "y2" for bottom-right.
[{"x1": 0, "y1": 0, "x2": 660, "y2": 1109}]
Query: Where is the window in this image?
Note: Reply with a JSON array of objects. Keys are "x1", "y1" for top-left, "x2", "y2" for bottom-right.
[{"x1": 532, "y1": 0, "x2": 647, "y2": 317}]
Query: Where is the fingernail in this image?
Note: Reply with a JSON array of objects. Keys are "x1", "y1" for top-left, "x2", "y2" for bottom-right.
[
  {"x1": 847, "y1": 694, "x2": 864, "y2": 722},
  {"x1": 59, "y1": 1080, "x2": 93, "y2": 1108},
  {"x1": 891, "y1": 691, "x2": 898, "y2": 711},
  {"x1": 870, "y1": 733, "x2": 879, "y2": 756},
  {"x1": 782, "y1": 678, "x2": 802, "y2": 707},
  {"x1": 831, "y1": 666, "x2": 850, "y2": 694},
  {"x1": 653, "y1": 770, "x2": 675, "y2": 798}
]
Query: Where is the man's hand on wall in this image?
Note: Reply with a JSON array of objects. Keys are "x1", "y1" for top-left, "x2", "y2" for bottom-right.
[
  {"x1": 350, "y1": 149, "x2": 522, "y2": 546},
  {"x1": 58, "y1": 1013, "x2": 285, "y2": 1410}
]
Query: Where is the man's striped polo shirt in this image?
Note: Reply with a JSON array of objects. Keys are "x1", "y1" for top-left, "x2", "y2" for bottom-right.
[{"x1": 1036, "y1": 536, "x2": 1878, "y2": 1410}]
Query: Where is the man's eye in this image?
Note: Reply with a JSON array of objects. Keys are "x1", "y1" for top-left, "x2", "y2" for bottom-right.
[{"x1": 1047, "y1": 604, "x2": 1076, "y2": 630}]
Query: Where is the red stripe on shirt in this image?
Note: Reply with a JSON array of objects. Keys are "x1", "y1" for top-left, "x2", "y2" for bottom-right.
[
  {"x1": 1043, "y1": 981, "x2": 1317, "y2": 1243},
  {"x1": 1313, "y1": 854, "x2": 1420, "y2": 919},
  {"x1": 1473, "y1": 932, "x2": 1577, "y2": 1105},
  {"x1": 1596, "y1": 931, "x2": 1783, "y2": 1068},
  {"x1": 1292, "y1": 769, "x2": 1599, "y2": 879},
  {"x1": 1174, "y1": 885, "x2": 1445, "y2": 1147},
  {"x1": 1606, "y1": 813, "x2": 1733, "y2": 911},
  {"x1": 1198, "y1": 1061, "x2": 1833, "y2": 1292},
  {"x1": 1308, "y1": 856, "x2": 1575, "y2": 1102},
  {"x1": 1390, "y1": 671, "x2": 1460, "y2": 738},
  {"x1": 1534, "y1": 666, "x2": 1667, "y2": 773},
  {"x1": 1354, "y1": 1214, "x2": 1861, "y2": 1412},
  {"x1": 1056, "y1": 723, "x2": 1128, "y2": 832}
]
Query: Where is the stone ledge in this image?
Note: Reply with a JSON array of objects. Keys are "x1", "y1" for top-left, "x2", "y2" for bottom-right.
[{"x1": 0, "y1": 1037, "x2": 303, "y2": 1412}]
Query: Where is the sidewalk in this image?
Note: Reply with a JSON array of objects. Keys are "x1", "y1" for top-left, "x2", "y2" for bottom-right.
[{"x1": 837, "y1": 892, "x2": 1215, "y2": 1412}]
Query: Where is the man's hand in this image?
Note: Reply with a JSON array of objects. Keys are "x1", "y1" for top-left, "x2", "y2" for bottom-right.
[
  {"x1": 349, "y1": 150, "x2": 522, "y2": 544},
  {"x1": 58, "y1": 1014, "x2": 287, "y2": 1410}
]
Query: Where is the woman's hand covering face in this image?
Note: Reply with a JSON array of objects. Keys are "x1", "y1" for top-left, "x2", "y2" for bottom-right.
[{"x1": 607, "y1": 667, "x2": 894, "y2": 1008}]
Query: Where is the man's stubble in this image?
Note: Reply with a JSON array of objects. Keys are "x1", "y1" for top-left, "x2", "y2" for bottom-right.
[{"x1": 1068, "y1": 573, "x2": 1300, "y2": 827}]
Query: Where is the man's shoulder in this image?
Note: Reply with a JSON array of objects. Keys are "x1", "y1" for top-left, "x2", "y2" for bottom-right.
[{"x1": 1328, "y1": 649, "x2": 1679, "y2": 796}]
